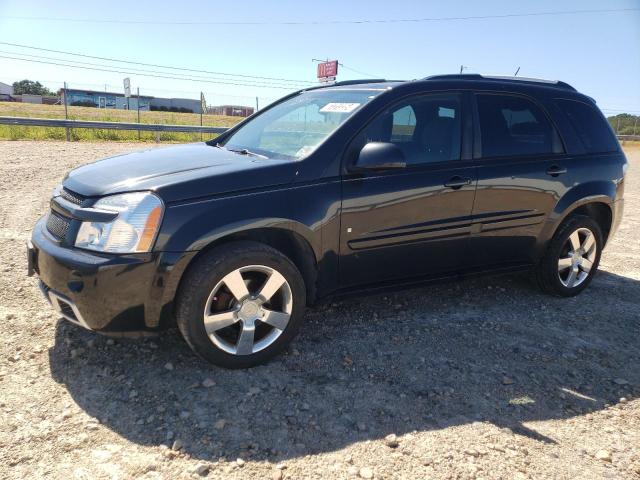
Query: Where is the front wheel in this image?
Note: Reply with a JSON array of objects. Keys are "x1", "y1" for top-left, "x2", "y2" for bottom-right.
[
  {"x1": 176, "y1": 241, "x2": 306, "y2": 368},
  {"x1": 535, "y1": 215, "x2": 603, "y2": 297}
]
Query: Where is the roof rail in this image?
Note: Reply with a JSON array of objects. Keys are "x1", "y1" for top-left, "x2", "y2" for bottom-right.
[{"x1": 424, "y1": 74, "x2": 576, "y2": 91}]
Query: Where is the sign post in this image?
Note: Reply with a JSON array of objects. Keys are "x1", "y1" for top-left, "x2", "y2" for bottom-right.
[
  {"x1": 317, "y1": 60, "x2": 338, "y2": 84},
  {"x1": 137, "y1": 87, "x2": 141, "y2": 140},
  {"x1": 63, "y1": 81, "x2": 70, "y2": 141},
  {"x1": 200, "y1": 92, "x2": 206, "y2": 141},
  {"x1": 123, "y1": 77, "x2": 131, "y2": 111}
]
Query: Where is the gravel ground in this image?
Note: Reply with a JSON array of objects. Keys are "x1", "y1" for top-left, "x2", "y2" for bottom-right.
[{"x1": 0, "y1": 141, "x2": 639, "y2": 480}]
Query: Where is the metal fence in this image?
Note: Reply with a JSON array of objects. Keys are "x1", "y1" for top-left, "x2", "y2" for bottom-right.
[
  {"x1": 0, "y1": 116, "x2": 228, "y2": 142},
  {"x1": 0, "y1": 115, "x2": 638, "y2": 143},
  {"x1": 617, "y1": 134, "x2": 640, "y2": 142}
]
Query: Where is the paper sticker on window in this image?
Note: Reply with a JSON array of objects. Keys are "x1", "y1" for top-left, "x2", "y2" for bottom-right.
[{"x1": 320, "y1": 102, "x2": 361, "y2": 113}]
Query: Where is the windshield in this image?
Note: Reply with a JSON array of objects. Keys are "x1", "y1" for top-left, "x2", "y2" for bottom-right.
[{"x1": 220, "y1": 89, "x2": 382, "y2": 160}]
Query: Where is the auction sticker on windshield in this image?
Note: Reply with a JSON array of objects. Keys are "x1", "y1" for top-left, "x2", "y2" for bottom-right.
[{"x1": 320, "y1": 102, "x2": 361, "y2": 113}]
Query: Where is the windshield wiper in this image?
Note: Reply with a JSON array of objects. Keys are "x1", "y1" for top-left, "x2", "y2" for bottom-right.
[{"x1": 227, "y1": 147, "x2": 268, "y2": 159}]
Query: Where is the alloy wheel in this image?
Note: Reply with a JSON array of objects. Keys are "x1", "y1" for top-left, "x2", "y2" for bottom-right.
[
  {"x1": 557, "y1": 227, "x2": 597, "y2": 288},
  {"x1": 203, "y1": 265, "x2": 293, "y2": 355}
]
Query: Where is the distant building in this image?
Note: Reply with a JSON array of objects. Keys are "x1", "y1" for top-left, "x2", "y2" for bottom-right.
[
  {"x1": 60, "y1": 89, "x2": 153, "y2": 111},
  {"x1": 21, "y1": 94, "x2": 44, "y2": 104},
  {"x1": 208, "y1": 105, "x2": 254, "y2": 117},
  {"x1": 0, "y1": 81, "x2": 13, "y2": 95},
  {"x1": 58, "y1": 88, "x2": 204, "y2": 113},
  {"x1": 149, "y1": 97, "x2": 201, "y2": 114},
  {"x1": 8, "y1": 95, "x2": 59, "y2": 105}
]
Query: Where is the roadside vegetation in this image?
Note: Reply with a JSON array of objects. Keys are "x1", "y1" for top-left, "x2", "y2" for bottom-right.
[
  {"x1": 0, "y1": 102, "x2": 243, "y2": 142},
  {"x1": 607, "y1": 113, "x2": 640, "y2": 136}
]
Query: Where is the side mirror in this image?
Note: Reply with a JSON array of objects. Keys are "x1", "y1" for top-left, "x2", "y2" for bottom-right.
[{"x1": 353, "y1": 142, "x2": 406, "y2": 171}]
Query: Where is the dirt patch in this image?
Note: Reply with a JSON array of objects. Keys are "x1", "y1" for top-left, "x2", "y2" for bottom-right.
[{"x1": 1, "y1": 141, "x2": 639, "y2": 479}]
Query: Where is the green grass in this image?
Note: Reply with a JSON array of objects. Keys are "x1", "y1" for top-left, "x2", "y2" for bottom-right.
[{"x1": 0, "y1": 102, "x2": 244, "y2": 142}]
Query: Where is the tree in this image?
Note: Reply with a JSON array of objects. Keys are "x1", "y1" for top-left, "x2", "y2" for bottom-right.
[
  {"x1": 607, "y1": 113, "x2": 639, "y2": 135},
  {"x1": 12, "y1": 79, "x2": 55, "y2": 96}
]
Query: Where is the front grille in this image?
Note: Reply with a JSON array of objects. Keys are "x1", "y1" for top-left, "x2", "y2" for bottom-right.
[
  {"x1": 60, "y1": 188, "x2": 86, "y2": 206},
  {"x1": 46, "y1": 211, "x2": 71, "y2": 239}
]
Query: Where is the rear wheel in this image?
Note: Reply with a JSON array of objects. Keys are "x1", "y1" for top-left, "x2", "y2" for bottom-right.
[
  {"x1": 176, "y1": 241, "x2": 306, "y2": 368},
  {"x1": 535, "y1": 215, "x2": 603, "y2": 297}
]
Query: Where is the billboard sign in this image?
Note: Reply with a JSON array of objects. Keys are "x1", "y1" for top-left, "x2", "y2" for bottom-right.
[
  {"x1": 317, "y1": 60, "x2": 338, "y2": 81},
  {"x1": 123, "y1": 77, "x2": 131, "y2": 98}
]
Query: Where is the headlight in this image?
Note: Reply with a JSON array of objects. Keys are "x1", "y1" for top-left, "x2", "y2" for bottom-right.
[{"x1": 75, "y1": 192, "x2": 163, "y2": 253}]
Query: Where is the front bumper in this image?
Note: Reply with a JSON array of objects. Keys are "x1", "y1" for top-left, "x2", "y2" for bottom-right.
[{"x1": 30, "y1": 216, "x2": 196, "y2": 334}]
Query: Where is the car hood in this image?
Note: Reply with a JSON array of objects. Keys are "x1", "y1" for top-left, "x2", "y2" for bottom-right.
[{"x1": 63, "y1": 143, "x2": 297, "y2": 202}]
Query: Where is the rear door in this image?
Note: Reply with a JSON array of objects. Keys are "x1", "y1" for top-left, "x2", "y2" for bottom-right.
[
  {"x1": 469, "y1": 92, "x2": 571, "y2": 266},
  {"x1": 339, "y1": 92, "x2": 477, "y2": 287}
]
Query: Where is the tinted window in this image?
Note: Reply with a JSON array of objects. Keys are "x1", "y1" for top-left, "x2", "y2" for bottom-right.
[
  {"x1": 362, "y1": 93, "x2": 462, "y2": 165},
  {"x1": 556, "y1": 99, "x2": 618, "y2": 153},
  {"x1": 390, "y1": 106, "x2": 416, "y2": 143},
  {"x1": 477, "y1": 94, "x2": 557, "y2": 158}
]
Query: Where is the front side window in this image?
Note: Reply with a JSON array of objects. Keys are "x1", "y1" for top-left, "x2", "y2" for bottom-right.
[
  {"x1": 390, "y1": 105, "x2": 416, "y2": 143},
  {"x1": 477, "y1": 94, "x2": 559, "y2": 158},
  {"x1": 360, "y1": 93, "x2": 462, "y2": 165},
  {"x1": 220, "y1": 89, "x2": 381, "y2": 160}
]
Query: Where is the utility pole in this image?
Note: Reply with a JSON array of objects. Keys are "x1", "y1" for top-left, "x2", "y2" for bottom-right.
[
  {"x1": 137, "y1": 87, "x2": 141, "y2": 141},
  {"x1": 514, "y1": 66, "x2": 521, "y2": 76},
  {"x1": 200, "y1": 92, "x2": 205, "y2": 141},
  {"x1": 634, "y1": 116, "x2": 638, "y2": 136},
  {"x1": 616, "y1": 116, "x2": 621, "y2": 134},
  {"x1": 63, "y1": 81, "x2": 70, "y2": 142},
  {"x1": 256, "y1": 96, "x2": 259, "y2": 112}
]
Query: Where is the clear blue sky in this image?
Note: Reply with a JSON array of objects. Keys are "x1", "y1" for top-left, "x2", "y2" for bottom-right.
[{"x1": 0, "y1": 0, "x2": 638, "y2": 113}]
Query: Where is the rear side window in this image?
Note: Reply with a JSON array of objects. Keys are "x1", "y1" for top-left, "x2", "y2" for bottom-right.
[
  {"x1": 476, "y1": 94, "x2": 559, "y2": 158},
  {"x1": 556, "y1": 99, "x2": 618, "y2": 153}
]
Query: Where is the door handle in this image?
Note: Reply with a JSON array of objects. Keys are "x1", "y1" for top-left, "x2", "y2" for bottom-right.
[
  {"x1": 546, "y1": 165, "x2": 567, "y2": 177},
  {"x1": 444, "y1": 176, "x2": 472, "y2": 189}
]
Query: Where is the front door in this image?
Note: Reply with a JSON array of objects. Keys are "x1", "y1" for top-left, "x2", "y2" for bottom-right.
[{"x1": 339, "y1": 92, "x2": 477, "y2": 288}]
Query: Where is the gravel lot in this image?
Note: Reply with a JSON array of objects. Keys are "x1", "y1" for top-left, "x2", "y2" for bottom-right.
[{"x1": 1, "y1": 141, "x2": 639, "y2": 480}]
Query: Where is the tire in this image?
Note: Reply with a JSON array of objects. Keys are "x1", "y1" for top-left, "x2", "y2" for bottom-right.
[
  {"x1": 535, "y1": 215, "x2": 603, "y2": 297},
  {"x1": 176, "y1": 241, "x2": 306, "y2": 368}
]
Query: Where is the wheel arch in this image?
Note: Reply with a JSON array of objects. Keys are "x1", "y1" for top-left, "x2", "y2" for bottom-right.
[
  {"x1": 176, "y1": 223, "x2": 319, "y2": 307},
  {"x1": 538, "y1": 189, "x2": 614, "y2": 260}
]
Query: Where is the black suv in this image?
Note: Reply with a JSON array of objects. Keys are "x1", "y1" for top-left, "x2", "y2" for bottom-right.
[{"x1": 28, "y1": 74, "x2": 626, "y2": 368}]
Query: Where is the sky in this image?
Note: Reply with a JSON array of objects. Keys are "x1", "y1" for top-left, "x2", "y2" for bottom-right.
[{"x1": 0, "y1": 0, "x2": 638, "y2": 114}]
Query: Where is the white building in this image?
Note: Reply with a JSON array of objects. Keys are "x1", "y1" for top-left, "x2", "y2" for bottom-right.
[{"x1": 0, "y1": 81, "x2": 13, "y2": 95}]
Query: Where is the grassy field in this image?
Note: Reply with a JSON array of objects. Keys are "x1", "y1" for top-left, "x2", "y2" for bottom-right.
[{"x1": 0, "y1": 102, "x2": 244, "y2": 142}]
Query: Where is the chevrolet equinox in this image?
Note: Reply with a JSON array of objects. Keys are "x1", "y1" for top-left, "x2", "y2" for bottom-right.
[{"x1": 28, "y1": 74, "x2": 627, "y2": 368}]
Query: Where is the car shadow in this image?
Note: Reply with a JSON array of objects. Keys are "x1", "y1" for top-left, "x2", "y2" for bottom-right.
[{"x1": 48, "y1": 270, "x2": 640, "y2": 462}]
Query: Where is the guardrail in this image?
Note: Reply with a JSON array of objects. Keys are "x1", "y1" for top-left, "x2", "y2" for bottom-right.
[
  {"x1": 0, "y1": 116, "x2": 228, "y2": 141},
  {"x1": 0, "y1": 115, "x2": 637, "y2": 143},
  {"x1": 617, "y1": 134, "x2": 640, "y2": 142}
]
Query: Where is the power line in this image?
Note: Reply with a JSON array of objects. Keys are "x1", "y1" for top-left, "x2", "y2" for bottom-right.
[
  {"x1": 0, "y1": 54, "x2": 300, "y2": 90},
  {"x1": 1, "y1": 8, "x2": 637, "y2": 25},
  {"x1": 0, "y1": 41, "x2": 313, "y2": 85},
  {"x1": 339, "y1": 63, "x2": 381, "y2": 78},
  {"x1": 1, "y1": 75, "x2": 281, "y2": 103},
  {"x1": 0, "y1": 50, "x2": 308, "y2": 89}
]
